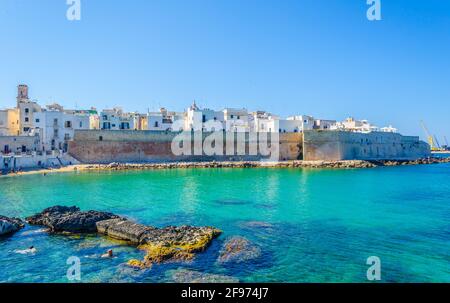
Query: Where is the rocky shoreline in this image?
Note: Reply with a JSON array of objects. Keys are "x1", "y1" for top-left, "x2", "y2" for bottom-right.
[
  {"x1": 4, "y1": 157, "x2": 448, "y2": 177},
  {"x1": 2, "y1": 205, "x2": 266, "y2": 281},
  {"x1": 77, "y1": 157, "x2": 450, "y2": 170},
  {"x1": 22, "y1": 206, "x2": 221, "y2": 269}
]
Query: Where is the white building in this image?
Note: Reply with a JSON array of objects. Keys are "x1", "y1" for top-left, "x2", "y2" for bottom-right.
[
  {"x1": 287, "y1": 115, "x2": 316, "y2": 131},
  {"x1": 252, "y1": 111, "x2": 278, "y2": 133},
  {"x1": 331, "y1": 117, "x2": 379, "y2": 133},
  {"x1": 331, "y1": 117, "x2": 399, "y2": 133},
  {"x1": 185, "y1": 102, "x2": 225, "y2": 131},
  {"x1": 16, "y1": 85, "x2": 42, "y2": 135},
  {"x1": 0, "y1": 108, "x2": 20, "y2": 136},
  {"x1": 148, "y1": 108, "x2": 185, "y2": 131},
  {"x1": 223, "y1": 108, "x2": 249, "y2": 132},
  {"x1": 314, "y1": 119, "x2": 337, "y2": 130},
  {"x1": 34, "y1": 105, "x2": 99, "y2": 151},
  {"x1": 279, "y1": 119, "x2": 302, "y2": 133},
  {"x1": 380, "y1": 125, "x2": 398, "y2": 133},
  {"x1": 100, "y1": 108, "x2": 139, "y2": 130}
]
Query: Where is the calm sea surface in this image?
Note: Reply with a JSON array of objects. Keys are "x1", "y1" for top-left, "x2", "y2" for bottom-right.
[{"x1": 1, "y1": 162, "x2": 450, "y2": 282}]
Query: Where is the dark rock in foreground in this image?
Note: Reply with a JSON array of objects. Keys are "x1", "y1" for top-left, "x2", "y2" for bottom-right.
[
  {"x1": 26, "y1": 206, "x2": 120, "y2": 233},
  {"x1": 26, "y1": 205, "x2": 222, "y2": 269},
  {"x1": 97, "y1": 219, "x2": 222, "y2": 268},
  {"x1": 96, "y1": 218, "x2": 156, "y2": 244},
  {"x1": 0, "y1": 216, "x2": 25, "y2": 237},
  {"x1": 218, "y1": 236, "x2": 261, "y2": 264},
  {"x1": 169, "y1": 269, "x2": 239, "y2": 283}
]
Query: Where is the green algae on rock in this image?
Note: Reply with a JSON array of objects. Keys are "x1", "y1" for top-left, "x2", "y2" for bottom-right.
[{"x1": 97, "y1": 219, "x2": 222, "y2": 268}]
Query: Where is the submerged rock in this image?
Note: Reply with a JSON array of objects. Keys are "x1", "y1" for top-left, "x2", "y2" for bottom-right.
[
  {"x1": 217, "y1": 236, "x2": 261, "y2": 264},
  {"x1": 169, "y1": 269, "x2": 239, "y2": 283},
  {"x1": 0, "y1": 216, "x2": 25, "y2": 237},
  {"x1": 241, "y1": 221, "x2": 274, "y2": 229},
  {"x1": 26, "y1": 206, "x2": 120, "y2": 233}
]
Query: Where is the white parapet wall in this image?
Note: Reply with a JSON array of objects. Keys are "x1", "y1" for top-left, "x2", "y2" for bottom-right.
[
  {"x1": 303, "y1": 130, "x2": 431, "y2": 161},
  {"x1": 0, "y1": 152, "x2": 80, "y2": 173}
]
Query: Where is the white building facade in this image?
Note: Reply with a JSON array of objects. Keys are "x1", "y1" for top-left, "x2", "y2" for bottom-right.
[
  {"x1": 223, "y1": 108, "x2": 250, "y2": 132},
  {"x1": 184, "y1": 102, "x2": 225, "y2": 131},
  {"x1": 16, "y1": 85, "x2": 42, "y2": 135},
  {"x1": 148, "y1": 108, "x2": 185, "y2": 131},
  {"x1": 34, "y1": 107, "x2": 98, "y2": 151},
  {"x1": 100, "y1": 108, "x2": 139, "y2": 130}
]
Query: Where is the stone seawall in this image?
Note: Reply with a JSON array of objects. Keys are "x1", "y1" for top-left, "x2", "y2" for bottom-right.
[
  {"x1": 68, "y1": 130, "x2": 303, "y2": 164},
  {"x1": 68, "y1": 130, "x2": 430, "y2": 164},
  {"x1": 303, "y1": 130, "x2": 430, "y2": 161}
]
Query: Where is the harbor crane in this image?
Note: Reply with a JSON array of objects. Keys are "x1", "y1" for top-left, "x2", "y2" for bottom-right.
[{"x1": 420, "y1": 121, "x2": 442, "y2": 152}]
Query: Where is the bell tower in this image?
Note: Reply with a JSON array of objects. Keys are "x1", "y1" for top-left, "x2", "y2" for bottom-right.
[{"x1": 17, "y1": 84, "x2": 29, "y2": 107}]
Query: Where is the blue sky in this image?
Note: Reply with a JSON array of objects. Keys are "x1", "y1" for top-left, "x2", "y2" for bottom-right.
[{"x1": 0, "y1": 0, "x2": 449, "y2": 140}]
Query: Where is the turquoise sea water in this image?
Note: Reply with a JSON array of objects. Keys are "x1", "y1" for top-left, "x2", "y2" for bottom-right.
[{"x1": 1, "y1": 162, "x2": 450, "y2": 283}]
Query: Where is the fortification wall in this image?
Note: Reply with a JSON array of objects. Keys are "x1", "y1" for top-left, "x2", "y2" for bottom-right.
[
  {"x1": 68, "y1": 130, "x2": 303, "y2": 163},
  {"x1": 303, "y1": 130, "x2": 430, "y2": 161}
]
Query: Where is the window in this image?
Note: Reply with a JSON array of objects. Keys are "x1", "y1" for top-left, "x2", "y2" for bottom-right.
[
  {"x1": 65, "y1": 121, "x2": 72, "y2": 128},
  {"x1": 230, "y1": 115, "x2": 234, "y2": 119},
  {"x1": 103, "y1": 115, "x2": 108, "y2": 120},
  {"x1": 79, "y1": 122, "x2": 83, "y2": 128},
  {"x1": 237, "y1": 116, "x2": 240, "y2": 120},
  {"x1": 120, "y1": 122, "x2": 130, "y2": 129},
  {"x1": 25, "y1": 117, "x2": 29, "y2": 122},
  {"x1": 25, "y1": 108, "x2": 29, "y2": 114},
  {"x1": 35, "y1": 119, "x2": 40, "y2": 123},
  {"x1": 154, "y1": 121, "x2": 159, "y2": 127},
  {"x1": 202, "y1": 115, "x2": 206, "y2": 123},
  {"x1": 99, "y1": 136, "x2": 103, "y2": 141}
]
